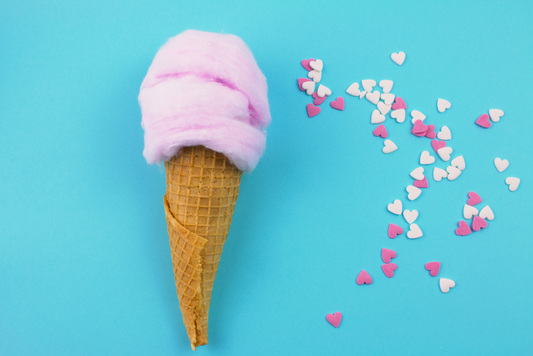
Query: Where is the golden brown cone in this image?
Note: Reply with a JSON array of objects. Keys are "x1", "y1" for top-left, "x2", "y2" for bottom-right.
[{"x1": 163, "y1": 146, "x2": 242, "y2": 350}]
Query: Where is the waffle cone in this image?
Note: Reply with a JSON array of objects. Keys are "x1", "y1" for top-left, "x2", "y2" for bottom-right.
[{"x1": 163, "y1": 145, "x2": 242, "y2": 350}]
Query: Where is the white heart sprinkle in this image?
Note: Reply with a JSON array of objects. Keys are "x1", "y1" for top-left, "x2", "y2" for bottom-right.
[
  {"x1": 446, "y1": 166, "x2": 462, "y2": 181},
  {"x1": 403, "y1": 209, "x2": 419, "y2": 224},
  {"x1": 479, "y1": 206, "x2": 494, "y2": 221},
  {"x1": 371, "y1": 110, "x2": 386, "y2": 124},
  {"x1": 494, "y1": 158, "x2": 509, "y2": 173},
  {"x1": 420, "y1": 151, "x2": 435, "y2": 165},
  {"x1": 463, "y1": 204, "x2": 479, "y2": 219},
  {"x1": 411, "y1": 110, "x2": 426, "y2": 124},
  {"x1": 437, "y1": 147, "x2": 453, "y2": 162},
  {"x1": 359, "y1": 91, "x2": 367, "y2": 99},
  {"x1": 366, "y1": 90, "x2": 380, "y2": 105},
  {"x1": 391, "y1": 109, "x2": 406, "y2": 123},
  {"x1": 406, "y1": 185, "x2": 422, "y2": 201},
  {"x1": 309, "y1": 59, "x2": 323, "y2": 72},
  {"x1": 387, "y1": 199, "x2": 403, "y2": 215},
  {"x1": 407, "y1": 223, "x2": 423, "y2": 239},
  {"x1": 317, "y1": 84, "x2": 331, "y2": 98},
  {"x1": 451, "y1": 156, "x2": 466, "y2": 171},
  {"x1": 437, "y1": 99, "x2": 451, "y2": 113},
  {"x1": 410, "y1": 167, "x2": 425, "y2": 180},
  {"x1": 381, "y1": 93, "x2": 395, "y2": 105},
  {"x1": 301, "y1": 81, "x2": 315, "y2": 95},
  {"x1": 437, "y1": 126, "x2": 452, "y2": 140},
  {"x1": 379, "y1": 80, "x2": 394, "y2": 93},
  {"x1": 362, "y1": 79, "x2": 376, "y2": 92},
  {"x1": 383, "y1": 139, "x2": 398, "y2": 154},
  {"x1": 433, "y1": 167, "x2": 448, "y2": 181},
  {"x1": 440, "y1": 278, "x2": 455, "y2": 293},
  {"x1": 346, "y1": 83, "x2": 361, "y2": 97},
  {"x1": 505, "y1": 177, "x2": 520, "y2": 192},
  {"x1": 489, "y1": 109, "x2": 504, "y2": 122},
  {"x1": 307, "y1": 70, "x2": 322, "y2": 83},
  {"x1": 377, "y1": 102, "x2": 391, "y2": 115},
  {"x1": 391, "y1": 52, "x2": 406, "y2": 66}
]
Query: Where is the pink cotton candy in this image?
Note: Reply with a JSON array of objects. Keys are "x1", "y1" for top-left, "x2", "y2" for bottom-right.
[{"x1": 139, "y1": 30, "x2": 271, "y2": 172}]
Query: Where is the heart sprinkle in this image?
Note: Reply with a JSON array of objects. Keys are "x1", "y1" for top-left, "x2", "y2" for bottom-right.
[
  {"x1": 391, "y1": 109, "x2": 406, "y2": 123},
  {"x1": 301, "y1": 58, "x2": 315, "y2": 71},
  {"x1": 371, "y1": 110, "x2": 386, "y2": 124},
  {"x1": 391, "y1": 97, "x2": 407, "y2": 110},
  {"x1": 309, "y1": 59, "x2": 323, "y2": 72},
  {"x1": 455, "y1": 221, "x2": 472, "y2": 236},
  {"x1": 489, "y1": 109, "x2": 504, "y2": 122},
  {"x1": 346, "y1": 83, "x2": 361, "y2": 96},
  {"x1": 302, "y1": 81, "x2": 315, "y2": 95},
  {"x1": 437, "y1": 126, "x2": 452, "y2": 140},
  {"x1": 425, "y1": 262, "x2": 441, "y2": 277},
  {"x1": 330, "y1": 97, "x2": 345, "y2": 111},
  {"x1": 306, "y1": 104, "x2": 321, "y2": 118},
  {"x1": 383, "y1": 139, "x2": 398, "y2": 154},
  {"x1": 298, "y1": 78, "x2": 312, "y2": 91},
  {"x1": 414, "y1": 176, "x2": 429, "y2": 188},
  {"x1": 356, "y1": 270, "x2": 373, "y2": 285},
  {"x1": 425, "y1": 124, "x2": 437, "y2": 139},
  {"x1": 312, "y1": 92, "x2": 327, "y2": 105},
  {"x1": 440, "y1": 278, "x2": 455, "y2": 293},
  {"x1": 431, "y1": 139, "x2": 446, "y2": 153},
  {"x1": 476, "y1": 113, "x2": 491, "y2": 128},
  {"x1": 410, "y1": 110, "x2": 426, "y2": 124},
  {"x1": 420, "y1": 151, "x2": 436, "y2": 165},
  {"x1": 366, "y1": 91, "x2": 381, "y2": 105},
  {"x1": 373, "y1": 124, "x2": 388, "y2": 138},
  {"x1": 451, "y1": 156, "x2": 466, "y2": 171},
  {"x1": 463, "y1": 205, "x2": 479, "y2": 219},
  {"x1": 479, "y1": 206, "x2": 494, "y2": 221},
  {"x1": 407, "y1": 224, "x2": 423, "y2": 239},
  {"x1": 388, "y1": 223, "x2": 404, "y2": 238},
  {"x1": 326, "y1": 312, "x2": 342, "y2": 328},
  {"x1": 406, "y1": 185, "x2": 422, "y2": 201},
  {"x1": 412, "y1": 120, "x2": 428, "y2": 134},
  {"x1": 391, "y1": 51, "x2": 406, "y2": 65},
  {"x1": 317, "y1": 84, "x2": 331, "y2": 98},
  {"x1": 382, "y1": 263, "x2": 398, "y2": 278},
  {"x1": 505, "y1": 177, "x2": 520, "y2": 192},
  {"x1": 437, "y1": 99, "x2": 451, "y2": 113},
  {"x1": 437, "y1": 147, "x2": 453, "y2": 162},
  {"x1": 382, "y1": 248, "x2": 397, "y2": 263},
  {"x1": 410, "y1": 167, "x2": 425, "y2": 180},
  {"x1": 433, "y1": 167, "x2": 448, "y2": 181},
  {"x1": 494, "y1": 158, "x2": 509, "y2": 172},
  {"x1": 403, "y1": 209, "x2": 419, "y2": 224},
  {"x1": 467, "y1": 192, "x2": 482, "y2": 206},
  {"x1": 362, "y1": 79, "x2": 376, "y2": 92},
  {"x1": 472, "y1": 216, "x2": 488, "y2": 232},
  {"x1": 379, "y1": 80, "x2": 394, "y2": 93},
  {"x1": 446, "y1": 166, "x2": 462, "y2": 181},
  {"x1": 387, "y1": 200, "x2": 403, "y2": 215}
]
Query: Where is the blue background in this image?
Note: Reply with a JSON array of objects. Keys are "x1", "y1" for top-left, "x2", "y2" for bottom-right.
[{"x1": 1, "y1": 1, "x2": 532, "y2": 355}]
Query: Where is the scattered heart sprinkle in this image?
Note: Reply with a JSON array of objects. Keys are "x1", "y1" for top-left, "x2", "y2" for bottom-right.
[
  {"x1": 437, "y1": 147, "x2": 453, "y2": 162},
  {"x1": 472, "y1": 215, "x2": 488, "y2": 232},
  {"x1": 455, "y1": 221, "x2": 472, "y2": 236},
  {"x1": 382, "y1": 248, "x2": 397, "y2": 263},
  {"x1": 505, "y1": 177, "x2": 520, "y2": 192},
  {"x1": 437, "y1": 99, "x2": 451, "y2": 113},
  {"x1": 433, "y1": 167, "x2": 448, "y2": 181},
  {"x1": 437, "y1": 126, "x2": 452, "y2": 140},
  {"x1": 387, "y1": 200, "x2": 403, "y2": 215},
  {"x1": 410, "y1": 167, "x2": 425, "y2": 181},
  {"x1": 489, "y1": 109, "x2": 504, "y2": 122},
  {"x1": 373, "y1": 124, "x2": 388, "y2": 138},
  {"x1": 440, "y1": 278, "x2": 455, "y2": 293},
  {"x1": 326, "y1": 312, "x2": 342, "y2": 328},
  {"x1": 403, "y1": 209, "x2": 419, "y2": 224},
  {"x1": 356, "y1": 270, "x2": 373, "y2": 285},
  {"x1": 383, "y1": 139, "x2": 398, "y2": 154},
  {"x1": 379, "y1": 80, "x2": 394, "y2": 93},
  {"x1": 382, "y1": 263, "x2": 398, "y2": 278},
  {"x1": 391, "y1": 51, "x2": 406, "y2": 65},
  {"x1": 406, "y1": 185, "x2": 422, "y2": 200},
  {"x1": 425, "y1": 262, "x2": 441, "y2": 277},
  {"x1": 420, "y1": 151, "x2": 436, "y2": 165},
  {"x1": 330, "y1": 97, "x2": 345, "y2": 111},
  {"x1": 362, "y1": 79, "x2": 376, "y2": 92},
  {"x1": 451, "y1": 156, "x2": 465, "y2": 171},
  {"x1": 391, "y1": 109, "x2": 406, "y2": 123},
  {"x1": 388, "y1": 223, "x2": 404, "y2": 238},
  {"x1": 467, "y1": 192, "x2": 482, "y2": 206},
  {"x1": 476, "y1": 113, "x2": 491, "y2": 128},
  {"x1": 306, "y1": 103, "x2": 321, "y2": 118},
  {"x1": 494, "y1": 158, "x2": 509, "y2": 172},
  {"x1": 346, "y1": 83, "x2": 361, "y2": 96},
  {"x1": 407, "y1": 223, "x2": 423, "y2": 239},
  {"x1": 317, "y1": 84, "x2": 331, "y2": 98},
  {"x1": 479, "y1": 206, "x2": 494, "y2": 221},
  {"x1": 371, "y1": 110, "x2": 386, "y2": 124},
  {"x1": 446, "y1": 166, "x2": 462, "y2": 181},
  {"x1": 463, "y1": 204, "x2": 479, "y2": 219}
]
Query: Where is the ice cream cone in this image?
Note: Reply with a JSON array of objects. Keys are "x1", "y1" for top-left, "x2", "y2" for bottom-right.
[{"x1": 163, "y1": 145, "x2": 242, "y2": 350}]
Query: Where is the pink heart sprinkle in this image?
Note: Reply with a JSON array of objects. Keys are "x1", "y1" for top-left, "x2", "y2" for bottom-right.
[
  {"x1": 306, "y1": 103, "x2": 321, "y2": 118},
  {"x1": 312, "y1": 92, "x2": 327, "y2": 105},
  {"x1": 472, "y1": 216, "x2": 488, "y2": 232},
  {"x1": 381, "y1": 248, "x2": 397, "y2": 263},
  {"x1": 301, "y1": 58, "x2": 315, "y2": 71},
  {"x1": 425, "y1": 124, "x2": 436, "y2": 139},
  {"x1": 298, "y1": 78, "x2": 311, "y2": 91},
  {"x1": 467, "y1": 192, "x2": 482, "y2": 206},
  {"x1": 391, "y1": 97, "x2": 407, "y2": 110},
  {"x1": 326, "y1": 312, "x2": 342, "y2": 328},
  {"x1": 414, "y1": 176, "x2": 429, "y2": 188},
  {"x1": 412, "y1": 120, "x2": 428, "y2": 134},
  {"x1": 455, "y1": 221, "x2": 472, "y2": 236},
  {"x1": 356, "y1": 270, "x2": 372, "y2": 285},
  {"x1": 330, "y1": 97, "x2": 345, "y2": 111},
  {"x1": 373, "y1": 124, "x2": 388, "y2": 138},
  {"x1": 431, "y1": 139, "x2": 446, "y2": 153},
  {"x1": 425, "y1": 262, "x2": 441, "y2": 277},
  {"x1": 381, "y1": 263, "x2": 398, "y2": 278},
  {"x1": 412, "y1": 129, "x2": 426, "y2": 137},
  {"x1": 388, "y1": 223, "x2": 403, "y2": 239},
  {"x1": 476, "y1": 113, "x2": 491, "y2": 128}
]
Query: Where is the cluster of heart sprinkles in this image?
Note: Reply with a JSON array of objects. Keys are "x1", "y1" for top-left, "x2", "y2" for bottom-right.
[{"x1": 307, "y1": 52, "x2": 523, "y2": 329}]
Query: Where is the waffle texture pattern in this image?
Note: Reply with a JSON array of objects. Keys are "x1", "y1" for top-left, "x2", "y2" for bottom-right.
[{"x1": 164, "y1": 146, "x2": 242, "y2": 350}]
